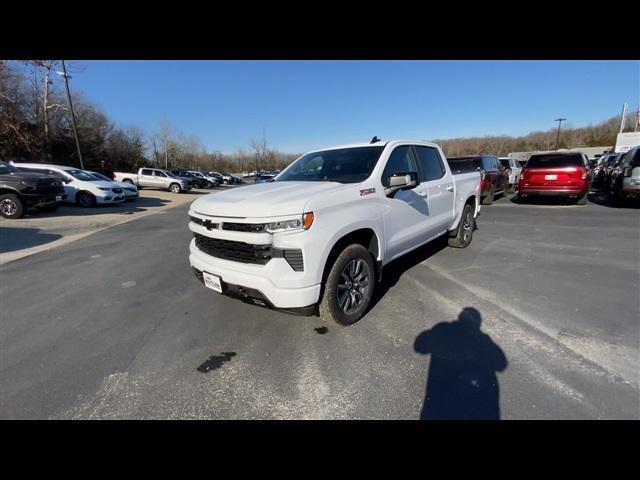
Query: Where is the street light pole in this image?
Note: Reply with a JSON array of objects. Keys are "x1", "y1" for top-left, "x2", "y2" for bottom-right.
[
  {"x1": 59, "y1": 60, "x2": 84, "y2": 170},
  {"x1": 554, "y1": 118, "x2": 566, "y2": 150}
]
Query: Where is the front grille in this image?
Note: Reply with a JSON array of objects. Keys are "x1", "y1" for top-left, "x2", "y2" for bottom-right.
[
  {"x1": 222, "y1": 222, "x2": 266, "y2": 233},
  {"x1": 194, "y1": 233, "x2": 271, "y2": 265},
  {"x1": 35, "y1": 183, "x2": 64, "y2": 195}
]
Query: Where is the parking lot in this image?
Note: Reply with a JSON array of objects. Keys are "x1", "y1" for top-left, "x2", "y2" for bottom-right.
[{"x1": 1, "y1": 186, "x2": 638, "y2": 419}]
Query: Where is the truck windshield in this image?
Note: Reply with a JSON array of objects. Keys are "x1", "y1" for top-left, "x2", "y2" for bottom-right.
[{"x1": 277, "y1": 146, "x2": 385, "y2": 184}]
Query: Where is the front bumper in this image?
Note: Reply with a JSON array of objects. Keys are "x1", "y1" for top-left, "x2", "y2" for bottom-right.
[
  {"x1": 96, "y1": 194, "x2": 125, "y2": 204},
  {"x1": 189, "y1": 238, "x2": 321, "y2": 309}
]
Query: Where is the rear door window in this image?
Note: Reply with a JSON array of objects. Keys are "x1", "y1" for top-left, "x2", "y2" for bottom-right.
[{"x1": 414, "y1": 146, "x2": 445, "y2": 181}]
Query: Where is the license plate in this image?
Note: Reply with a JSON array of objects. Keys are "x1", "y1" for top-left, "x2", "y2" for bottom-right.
[
  {"x1": 55, "y1": 195, "x2": 62, "y2": 201},
  {"x1": 545, "y1": 174, "x2": 557, "y2": 180},
  {"x1": 202, "y1": 272, "x2": 222, "y2": 293}
]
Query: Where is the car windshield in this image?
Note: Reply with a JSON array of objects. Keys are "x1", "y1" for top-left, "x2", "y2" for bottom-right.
[
  {"x1": 88, "y1": 172, "x2": 112, "y2": 182},
  {"x1": 277, "y1": 146, "x2": 385, "y2": 183},
  {"x1": 526, "y1": 154, "x2": 584, "y2": 168},
  {"x1": 67, "y1": 169, "x2": 101, "y2": 181},
  {"x1": 0, "y1": 161, "x2": 22, "y2": 174}
]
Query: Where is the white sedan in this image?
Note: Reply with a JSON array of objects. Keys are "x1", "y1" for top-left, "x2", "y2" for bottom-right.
[
  {"x1": 87, "y1": 171, "x2": 139, "y2": 200},
  {"x1": 15, "y1": 163, "x2": 126, "y2": 207}
]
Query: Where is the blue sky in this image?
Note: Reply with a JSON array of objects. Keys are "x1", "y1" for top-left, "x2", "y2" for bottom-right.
[{"x1": 30, "y1": 60, "x2": 640, "y2": 154}]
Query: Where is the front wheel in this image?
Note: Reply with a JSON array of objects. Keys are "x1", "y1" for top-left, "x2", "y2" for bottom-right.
[
  {"x1": 77, "y1": 191, "x2": 96, "y2": 208},
  {"x1": 319, "y1": 244, "x2": 376, "y2": 326},
  {"x1": 448, "y1": 204, "x2": 475, "y2": 248},
  {"x1": 0, "y1": 194, "x2": 25, "y2": 219},
  {"x1": 169, "y1": 183, "x2": 181, "y2": 193}
]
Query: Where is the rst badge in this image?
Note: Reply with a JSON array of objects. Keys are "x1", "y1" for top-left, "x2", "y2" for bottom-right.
[{"x1": 359, "y1": 187, "x2": 376, "y2": 196}]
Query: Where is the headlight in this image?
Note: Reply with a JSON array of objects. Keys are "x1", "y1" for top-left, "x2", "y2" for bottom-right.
[{"x1": 265, "y1": 212, "x2": 314, "y2": 233}]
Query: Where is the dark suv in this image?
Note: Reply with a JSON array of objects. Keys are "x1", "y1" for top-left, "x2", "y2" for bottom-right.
[
  {"x1": 447, "y1": 154, "x2": 509, "y2": 204},
  {"x1": 0, "y1": 161, "x2": 67, "y2": 218}
]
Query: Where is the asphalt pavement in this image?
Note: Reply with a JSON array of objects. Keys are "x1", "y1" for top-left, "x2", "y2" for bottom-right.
[{"x1": 1, "y1": 190, "x2": 638, "y2": 419}]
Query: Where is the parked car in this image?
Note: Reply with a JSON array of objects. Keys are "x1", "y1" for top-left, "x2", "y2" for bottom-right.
[
  {"x1": 186, "y1": 171, "x2": 218, "y2": 188},
  {"x1": 255, "y1": 173, "x2": 276, "y2": 184},
  {"x1": 517, "y1": 152, "x2": 591, "y2": 205},
  {"x1": 207, "y1": 171, "x2": 224, "y2": 184},
  {"x1": 188, "y1": 140, "x2": 481, "y2": 325},
  {"x1": 593, "y1": 154, "x2": 617, "y2": 186},
  {"x1": 15, "y1": 163, "x2": 125, "y2": 207},
  {"x1": 86, "y1": 171, "x2": 139, "y2": 201},
  {"x1": 0, "y1": 161, "x2": 66, "y2": 218},
  {"x1": 595, "y1": 153, "x2": 621, "y2": 187},
  {"x1": 447, "y1": 154, "x2": 508, "y2": 204},
  {"x1": 113, "y1": 168, "x2": 191, "y2": 193},
  {"x1": 518, "y1": 160, "x2": 527, "y2": 169},
  {"x1": 607, "y1": 145, "x2": 640, "y2": 205},
  {"x1": 220, "y1": 172, "x2": 241, "y2": 184},
  {"x1": 499, "y1": 157, "x2": 522, "y2": 193}
]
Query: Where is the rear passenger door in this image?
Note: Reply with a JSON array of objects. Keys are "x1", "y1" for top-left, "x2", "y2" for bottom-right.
[
  {"x1": 413, "y1": 145, "x2": 453, "y2": 235},
  {"x1": 139, "y1": 168, "x2": 155, "y2": 187}
]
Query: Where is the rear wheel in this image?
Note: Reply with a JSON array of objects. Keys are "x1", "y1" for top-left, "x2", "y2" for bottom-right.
[
  {"x1": 123, "y1": 178, "x2": 134, "y2": 185},
  {"x1": 0, "y1": 194, "x2": 24, "y2": 219},
  {"x1": 448, "y1": 204, "x2": 475, "y2": 248},
  {"x1": 319, "y1": 244, "x2": 376, "y2": 326}
]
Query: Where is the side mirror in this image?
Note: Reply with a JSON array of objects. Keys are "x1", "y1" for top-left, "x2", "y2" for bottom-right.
[{"x1": 384, "y1": 172, "x2": 418, "y2": 197}]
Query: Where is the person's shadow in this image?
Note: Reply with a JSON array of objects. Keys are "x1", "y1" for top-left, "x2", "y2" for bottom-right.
[{"x1": 414, "y1": 307, "x2": 508, "y2": 420}]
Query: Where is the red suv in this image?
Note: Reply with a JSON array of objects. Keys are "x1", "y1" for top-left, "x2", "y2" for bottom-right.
[
  {"x1": 517, "y1": 152, "x2": 591, "y2": 205},
  {"x1": 447, "y1": 155, "x2": 509, "y2": 205}
]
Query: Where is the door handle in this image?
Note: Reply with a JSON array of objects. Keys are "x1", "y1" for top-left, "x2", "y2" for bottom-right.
[{"x1": 445, "y1": 185, "x2": 454, "y2": 192}]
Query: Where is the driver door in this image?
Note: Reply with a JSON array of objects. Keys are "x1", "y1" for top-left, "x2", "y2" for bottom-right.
[{"x1": 380, "y1": 145, "x2": 432, "y2": 262}]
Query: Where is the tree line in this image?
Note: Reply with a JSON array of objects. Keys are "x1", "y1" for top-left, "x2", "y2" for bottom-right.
[
  {"x1": 1, "y1": 60, "x2": 638, "y2": 173},
  {"x1": 0, "y1": 60, "x2": 299, "y2": 173}
]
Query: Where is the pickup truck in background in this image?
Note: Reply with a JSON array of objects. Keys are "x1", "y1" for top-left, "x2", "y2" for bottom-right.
[
  {"x1": 188, "y1": 139, "x2": 481, "y2": 325},
  {"x1": 447, "y1": 154, "x2": 508, "y2": 204},
  {"x1": 114, "y1": 168, "x2": 191, "y2": 193}
]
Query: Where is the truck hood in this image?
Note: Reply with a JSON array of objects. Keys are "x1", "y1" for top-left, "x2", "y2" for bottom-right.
[{"x1": 191, "y1": 181, "x2": 350, "y2": 218}]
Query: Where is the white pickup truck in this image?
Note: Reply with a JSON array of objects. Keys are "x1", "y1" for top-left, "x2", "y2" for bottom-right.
[
  {"x1": 188, "y1": 140, "x2": 481, "y2": 325},
  {"x1": 114, "y1": 167, "x2": 191, "y2": 193}
]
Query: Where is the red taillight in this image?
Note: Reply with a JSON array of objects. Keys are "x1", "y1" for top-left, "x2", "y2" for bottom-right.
[
  {"x1": 520, "y1": 169, "x2": 526, "y2": 181},
  {"x1": 579, "y1": 167, "x2": 588, "y2": 180}
]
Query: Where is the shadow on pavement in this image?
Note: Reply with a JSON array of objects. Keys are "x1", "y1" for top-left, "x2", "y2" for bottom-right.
[
  {"x1": 587, "y1": 188, "x2": 640, "y2": 209},
  {"x1": 22, "y1": 196, "x2": 171, "y2": 218},
  {"x1": 414, "y1": 307, "x2": 508, "y2": 420},
  {"x1": 0, "y1": 227, "x2": 62, "y2": 253},
  {"x1": 368, "y1": 234, "x2": 449, "y2": 312}
]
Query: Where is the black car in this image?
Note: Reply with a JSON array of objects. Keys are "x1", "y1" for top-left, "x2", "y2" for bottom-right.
[
  {"x1": 170, "y1": 170, "x2": 201, "y2": 188},
  {"x1": 0, "y1": 161, "x2": 67, "y2": 218}
]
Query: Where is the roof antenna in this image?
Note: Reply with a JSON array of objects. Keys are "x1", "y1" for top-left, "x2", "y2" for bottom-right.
[{"x1": 370, "y1": 136, "x2": 380, "y2": 144}]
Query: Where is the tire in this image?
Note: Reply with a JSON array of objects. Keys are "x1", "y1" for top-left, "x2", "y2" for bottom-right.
[
  {"x1": 576, "y1": 195, "x2": 587, "y2": 205},
  {"x1": 123, "y1": 178, "x2": 134, "y2": 185},
  {"x1": 319, "y1": 244, "x2": 376, "y2": 326},
  {"x1": 169, "y1": 183, "x2": 181, "y2": 193},
  {"x1": 76, "y1": 191, "x2": 96, "y2": 208},
  {"x1": 0, "y1": 194, "x2": 25, "y2": 219},
  {"x1": 448, "y1": 204, "x2": 475, "y2": 248},
  {"x1": 482, "y1": 186, "x2": 494, "y2": 205}
]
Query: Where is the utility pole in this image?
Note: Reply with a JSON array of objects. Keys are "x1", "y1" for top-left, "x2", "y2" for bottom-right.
[
  {"x1": 59, "y1": 60, "x2": 84, "y2": 170},
  {"x1": 619, "y1": 103, "x2": 628, "y2": 133},
  {"x1": 554, "y1": 118, "x2": 566, "y2": 150}
]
